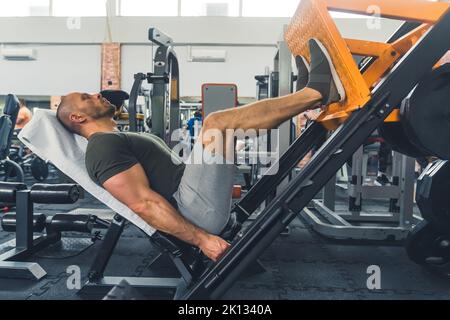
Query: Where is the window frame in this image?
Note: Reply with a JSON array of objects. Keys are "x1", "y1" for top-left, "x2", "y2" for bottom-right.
[
  {"x1": 117, "y1": 0, "x2": 180, "y2": 17},
  {"x1": 51, "y1": 0, "x2": 108, "y2": 17},
  {"x1": 0, "y1": 0, "x2": 375, "y2": 18},
  {"x1": 0, "y1": 0, "x2": 51, "y2": 17},
  {"x1": 241, "y1": 0, "x2": 301, "y2": 18},
  {"x1": 180, "y1": 0, "x2": 241, "y2": 17}
]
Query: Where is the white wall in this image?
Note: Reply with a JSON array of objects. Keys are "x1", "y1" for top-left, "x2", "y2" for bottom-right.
[
  {"x1": 0, "y1": 17, "x2": 291, "y2": 44},
  {"x1": 0, "y1": 17, "x2": 402, "y2": 97},
  {"x1": 0, "y1": 45, "x2": 101, "y2": 96},
  {"x1": 121, "y1": 45, "x2": 278, "y2": 97}
]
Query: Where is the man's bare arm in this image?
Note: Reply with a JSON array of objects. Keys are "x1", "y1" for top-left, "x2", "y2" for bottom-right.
[
  {"x1": 102, "y1": 163, "x2": 230, "y2": 261},
  {"x1": 16, "y1": 114, "x2": 26, "y2": 125}
]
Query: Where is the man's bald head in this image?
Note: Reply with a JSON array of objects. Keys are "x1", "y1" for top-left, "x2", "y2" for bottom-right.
[
  {"x1": 56, "y1": 92, "x2": 116, "y2": 137},
  {"x1": 56, "y1": 95, "x2": 81, "y2": 135}
]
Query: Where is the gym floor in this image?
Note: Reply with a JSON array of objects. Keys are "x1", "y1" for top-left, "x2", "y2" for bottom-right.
[{"x1": 0, "y1": 170, "x2": 449, "y2": 300}]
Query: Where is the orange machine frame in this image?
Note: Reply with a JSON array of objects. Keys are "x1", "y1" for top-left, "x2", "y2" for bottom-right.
[{"x1": 285, "y1": 0, "x2": 450, "y2": 129}]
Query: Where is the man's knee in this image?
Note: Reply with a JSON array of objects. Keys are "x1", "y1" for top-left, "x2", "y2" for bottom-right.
[{"x1": 203, "y1": 112, "x2": 225, "y2": 133}]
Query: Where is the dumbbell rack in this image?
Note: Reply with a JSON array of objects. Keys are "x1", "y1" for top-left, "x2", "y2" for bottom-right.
[{"x1": 0, "y1": 183, "x2": 82, "y2": 280}]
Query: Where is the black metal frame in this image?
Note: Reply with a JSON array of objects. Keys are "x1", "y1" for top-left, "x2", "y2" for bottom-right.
[
  {"x1": 79, "y1": 214, "x2": 199, "y2": 299},
  {"x1": 178, "y1": 9, "x2": 450, "y2": 299},
  {"x1": 128, "y1": 28, "x2": 180, "y2": 148},
  {"x1": 128, "y1": 73, "x2": 148, "y2": 133},
  {"x1": 149, "y1": 44, "x2": 180, "y2": 148},
  {"x1": 0, "y1": 189, "x2": 61, "y2": 280},
  {"x1": 0, "y1": 94, "x2": 25, "y2": 183}
]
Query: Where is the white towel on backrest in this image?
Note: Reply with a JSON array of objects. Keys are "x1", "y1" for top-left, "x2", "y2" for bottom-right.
[{"x1": 18, "y1": 109, "x2": 156, "y2": 236}]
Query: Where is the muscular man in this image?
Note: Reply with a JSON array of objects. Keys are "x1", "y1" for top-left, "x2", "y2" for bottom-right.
[{"x1": 56, "y1": 39, "x2": 345, "y2": 262}]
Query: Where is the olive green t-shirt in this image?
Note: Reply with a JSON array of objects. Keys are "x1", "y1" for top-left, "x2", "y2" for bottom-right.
[{"x1": 85, "y1": 132, "x2": 185, "y2": 202}]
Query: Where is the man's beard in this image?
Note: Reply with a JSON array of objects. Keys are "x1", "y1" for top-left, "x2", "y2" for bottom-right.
[{"x1": 91, "y1": 103, "x2": 116, "y2": 120}]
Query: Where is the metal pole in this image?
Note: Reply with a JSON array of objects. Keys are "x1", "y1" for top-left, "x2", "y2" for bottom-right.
[
  {"x1": 15, "y1": 190, "x2": 33, "y2": 250},
  {"x1": 399, "y1": 155, "x2": 416, "y2": 228}
]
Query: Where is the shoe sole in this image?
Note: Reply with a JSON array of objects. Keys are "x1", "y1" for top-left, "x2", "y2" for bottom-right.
[
  {"x1": 296, "y1": 55, "x2": 311, "y2": 91},
  {"x1": 311, "y1": 38, "x2": 346, "y2": 103},
  {"x1": 297, "y1": 55, "x2": 311, "y2": 73}
]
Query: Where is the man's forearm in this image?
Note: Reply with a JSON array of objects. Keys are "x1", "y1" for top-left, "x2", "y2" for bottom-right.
[
  {"x1": 101, "y1": 164, "x2": 230, "y2": 261},
  {"x1": 135, "y1": 195, "x2": 209, "y2": 247}
]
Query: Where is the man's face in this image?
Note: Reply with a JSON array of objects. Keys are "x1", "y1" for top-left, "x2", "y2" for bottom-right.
[{"x1": 64, "y1": 92, "x2": 116, "y2": 121}]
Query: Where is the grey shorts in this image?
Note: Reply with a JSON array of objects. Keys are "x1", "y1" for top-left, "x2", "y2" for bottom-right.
[{"x1": 173, "y1": 141, "x2": 237, "y2": 235}]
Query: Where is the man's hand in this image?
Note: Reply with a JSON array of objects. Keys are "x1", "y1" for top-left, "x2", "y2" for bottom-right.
[{"x1": 198, "y1": 234, "x2": 231, "y2": 262}]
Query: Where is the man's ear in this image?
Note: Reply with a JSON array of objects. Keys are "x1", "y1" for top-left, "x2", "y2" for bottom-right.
[{"x1": 69, "y1": 113, "x2": 87, "y2": 124}]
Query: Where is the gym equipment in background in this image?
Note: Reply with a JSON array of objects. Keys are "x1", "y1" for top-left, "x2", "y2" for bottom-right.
[
  {"x1": 201, "y1": 83, "x2": 238, "y2": 118},
  {"x1": 9, "y1": 130, "x2": 50, "y2": 182},
  {"x1": 0, "y1": 182, "x2": 109, "y2": 280},
  {"x1": 128, "y1": 28, "x2": 181, "y2": 148},
  {"x1": 0, "y1": 95, "x2": 52, "y2": 183},
  {"x1": 400, "y1": 64, "x2": 450, "y2": 159},
  {"x1": 0, "y1": 94, "x2": 24, "y2": 183},
  {"x1": 380, "y1": 64, "x2": 450, "y2": 160},
  {"x1": 303, "y1": 144, "x2": 419, "y2": 242},
  {"x1": 255, "y1": 75, "x2": 269, "y2": 101}
]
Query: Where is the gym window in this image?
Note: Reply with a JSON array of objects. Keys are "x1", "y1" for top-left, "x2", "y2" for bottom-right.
[
  {"x1": 118, "y1": 0, "x2": 178, "y2": 17},
  {"x1": 242, "y1": 0, "x2": 300, "y2": 17},
  {"x1": 0, "y1": 0, "x2": 377, "y2": 18},
  {"x1": 52, "y1": 0, "x2": 107, "y2": 17},
  {"x1": 180, "y1": 0, "x2": 240, "y2": 17},
  {"x1": 0, "y1": 0, "x2": 50, "y2": 17},
  {"x1": 330, "y1": 12, "x2": 372, "y2": 18}
]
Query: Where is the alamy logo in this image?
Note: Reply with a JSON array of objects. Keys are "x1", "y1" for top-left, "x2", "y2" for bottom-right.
[
  {"x1": 366, "y1": 5, "x2": 381, "y2": 30},
  {"x1": 66, "y1": 17, "x2": 81, "y2": 30},
  {"x1": 172, "y1": 128, "x2": 281, "y2": 176},
  {"x1": 66, "y1": 265, "x2": 81, "y2": 290},
  {"x1": 366, "y1": 265, "x2": 381, "y2": 290}
]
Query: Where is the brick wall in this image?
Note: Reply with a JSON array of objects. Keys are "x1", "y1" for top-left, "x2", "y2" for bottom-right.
[{"x1": 101, "y1": 43, "x2": 121, "y2": 90}]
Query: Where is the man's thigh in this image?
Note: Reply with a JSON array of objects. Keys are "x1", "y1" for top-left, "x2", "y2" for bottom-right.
[{"x1": 173, "y1": 141, "x2": 236, "y2": 235}]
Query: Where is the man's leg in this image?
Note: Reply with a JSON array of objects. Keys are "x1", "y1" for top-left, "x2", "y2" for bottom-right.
[
  {"x1": 203, "y1": 88, "x2": 322, "y2": 134},
  {"x1": 200, "y1": 39, "x2": 345, "y2": 141},
  {"x1": 174, "y1": 38, "x2": 346, "y2": 237},
  {"x1": 173, "y1": 140, "x2": 236, "y2": 236}
]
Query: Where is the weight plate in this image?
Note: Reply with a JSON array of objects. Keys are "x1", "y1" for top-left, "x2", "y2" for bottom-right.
[
  {"x1": 0, "y1": 160, "x2": 24, "y2": 182},
  {"x1": 406, "y1": 220, "x2": 450, "y2": 267},
  {"x1": 416, "y1": 160, "x2": 450, "y2": 228},
  {"x1": 406, "y1": 221, "x2": 450, "y2": 275},
  {"x1": 31, "y1": 157, "x2": 49, "y2": 182},
  {"x1": 378, "y1": 121, "x2": 424, "y2": 158},
  {"x1": 401, "y1": 64, "x2": 450, "y2": 160},
  {"x1": 406, "y1": 221, "x2": 438, "y2": 266}
]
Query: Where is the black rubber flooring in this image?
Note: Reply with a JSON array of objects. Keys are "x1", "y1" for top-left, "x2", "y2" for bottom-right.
[{"x1": 0, "y1": 171, "x2": 449, "y2": 300}]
